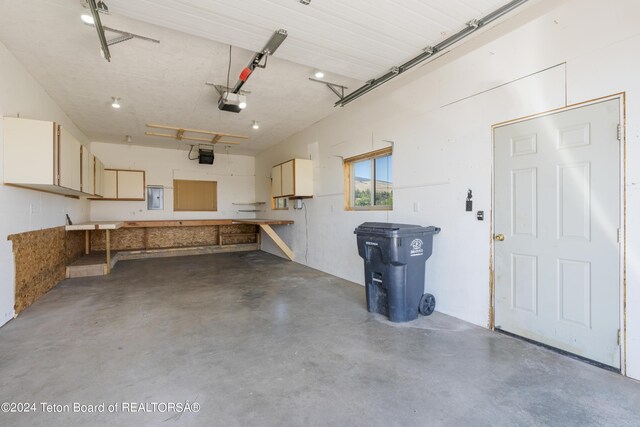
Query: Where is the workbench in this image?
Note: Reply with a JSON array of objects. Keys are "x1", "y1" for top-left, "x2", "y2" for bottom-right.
[
  {"x1": 64, "y1": 219, "x2": 294, "y2": 276},
  {"x1": 64, "y1": 222, "x2": 124, "y2": 273}
]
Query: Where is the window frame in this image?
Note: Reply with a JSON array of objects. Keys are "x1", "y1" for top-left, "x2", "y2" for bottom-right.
[
  {"x1": 344, "y1": 147, "x2": 393, "y2": 211},
  {"x1": 272, "y1": 197, "x2": 289, "y2": 210}
]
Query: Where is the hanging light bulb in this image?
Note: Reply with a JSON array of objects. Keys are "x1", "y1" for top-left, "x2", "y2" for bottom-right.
[
  {"x1": 111, "y1": 97, "x2": 121, "y2": 109},
  {"x1": 238, "y1": 94, "x2": 247, "y2": 109},
  {"x1": 252, "y1": 121, "x2": 260, "y2": 130},
  {"x1": 81, "y1": 14, "x2": 94, "y2": 25}
]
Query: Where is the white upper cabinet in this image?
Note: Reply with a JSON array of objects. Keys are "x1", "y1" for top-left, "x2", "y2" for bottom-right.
[
  {"x1": 271, "y1": 164, "x2": 283, "y2": 198},
  {"x1": 3, "y1": 117, "x2": 104, "y2": 198},
  {"x1": 94, "y1": 156, "x2": 104, "y2": 197},
  {"x1": 3, "y1": 117, "x2": 56, "y2": 186},
  {"x1": 59, "y1": 127, "x2": 81, "y2": 191},
  {"x1": 81, "y1": 150, "x2": 95, "y2": 195},
  {"x1": 95, "y1": 169, "x2": 145, "y2": 201},
  {"x1": 117, "y1": 170, "x2": 145, "y2": 200},
  {"x1": 281, "y1": 160, "x2": 294, "y2": 196},
  {"x1": 103, "y1": 170, "x2": 118, "y2": 199},
  {"x1": 271, "y1": 158, "x2": 313, "y2": 198}
]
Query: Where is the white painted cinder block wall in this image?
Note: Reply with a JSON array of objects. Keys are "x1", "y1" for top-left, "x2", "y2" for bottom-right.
[
  {"x1": 0, "y1": 42, "x2": 90, "y2": 327},
  {"x1": 254, "y1": 0, "x2": 640, "y2": 379},
  {"x1": 89, "y1": 143, "x2": 256, "y2": 221}
]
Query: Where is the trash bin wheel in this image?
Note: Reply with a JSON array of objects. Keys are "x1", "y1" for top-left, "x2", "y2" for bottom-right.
[{"x1": 419, "y1": 293, "x2": 436, "y2": 316}]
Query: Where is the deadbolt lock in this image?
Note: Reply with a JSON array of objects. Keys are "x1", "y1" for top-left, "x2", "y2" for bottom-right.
[{"x1": 494, "y1": 234, "x2": 505, "y2": 241}]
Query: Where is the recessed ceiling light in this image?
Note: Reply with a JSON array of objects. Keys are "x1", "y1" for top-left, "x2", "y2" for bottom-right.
[
  {"x1": 111, "y1": 97, "x2": 121, "y2": 109},
  {"x1": 314, "y1": 70, "x2": 325, "y2": 79},
  {"x1": 81, "y1": 14, "x2": 94, "y2": 25},
  {"x1": 252, "y1": 121, "x2": 260, "y2": 130}
]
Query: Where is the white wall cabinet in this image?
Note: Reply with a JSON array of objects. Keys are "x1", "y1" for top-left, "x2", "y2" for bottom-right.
[
  {"x1": 271, "y1": 158, "x2": 313, "y2": 198},
  {"x1": 3, "y1": 117, "x2": 104, "y2": 198},
  {"x1": 94, "y1": 157, "x2": 105, "y2": 197},
  {"x1": 58, "y1": 127, "x2": 81, "y2": 191},
  {"x1": 81, "y1": 147, "x2": 95, "y2": 195},
  {"x1": 96, "y1": 169, "x2": 145, "y2": 201},
  {"x1": 271, "y1": 164, "x2": 283, "y2": 197}
]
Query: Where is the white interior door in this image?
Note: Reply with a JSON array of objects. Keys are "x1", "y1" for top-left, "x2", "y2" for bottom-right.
[{"x1": 494, "y1": 99, "x2": 621, "y2": 368}]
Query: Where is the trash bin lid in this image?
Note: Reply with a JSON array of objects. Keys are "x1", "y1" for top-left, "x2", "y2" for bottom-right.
[{"x1": 354, "y1": 222, "x2": 440, "y2": 237}]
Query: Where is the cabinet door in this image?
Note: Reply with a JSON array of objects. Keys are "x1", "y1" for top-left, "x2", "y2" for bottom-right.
[
  {"x1": 94, "y1": 158, "x2": 104, "y2": 197},
  {"x1": 271, "y1": 165, "x2": 282, "y2": 197},
  {"x1": 87, "y1": 154, "x2": 95, "y2": 195},
  {"x1": 81, "y1": 147, "x2": 95, "y2": 195},
  {"x1": 281, "y1": 160, "x2": 294, "y2": 196},
  {"x1": 117, "y1": 170, "x2": 144, "y2": 199},
  {"x1": 103, "y1": 169, "x2": 117, "y2": 199},
  {"x1": 59, "y1": 127, "x2": 81, "y2": 191},
  {"x1": 293, "y1": 159, "x2": 313, "y2": 197},
  {"x1": 3, "y1": 117, "x2": 55, "y2": 185}
]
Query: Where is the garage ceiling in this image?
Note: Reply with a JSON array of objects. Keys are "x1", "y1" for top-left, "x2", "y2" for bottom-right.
[
  {"x1": 0, "y1": 0, "x2": 522, "y2": 155},
  {"x1": 109, "y1": 0, "x2": 515, "y2": 81}
]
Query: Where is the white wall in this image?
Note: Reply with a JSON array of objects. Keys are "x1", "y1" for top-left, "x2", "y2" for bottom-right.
[
  {"x1": 90, "y1": 142, "x2": 256, "y2": 221},
  {"x1": 0, "y1": 42, "x2": 90, "y2": 327},
  {"x1": 254, "y1": 0, "x2": 640, "y2": 378}
]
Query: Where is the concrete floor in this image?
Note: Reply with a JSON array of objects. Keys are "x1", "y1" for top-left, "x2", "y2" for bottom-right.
[{"x1": 1, "y1": 252, "x2": 640, "y2": 426}]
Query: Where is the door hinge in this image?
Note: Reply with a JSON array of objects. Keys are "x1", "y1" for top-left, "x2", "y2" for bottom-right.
[
  {"x1": 617, "y1": 124, "x2": 622, "y2": 141},
  {"x1": 617, "y1": 329, "x2": 621, "y2": 346}
]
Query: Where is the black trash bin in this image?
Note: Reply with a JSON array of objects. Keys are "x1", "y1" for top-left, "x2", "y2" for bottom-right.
[{"x1": 354, "y1": 222, "x2": 440, "y2": 322}]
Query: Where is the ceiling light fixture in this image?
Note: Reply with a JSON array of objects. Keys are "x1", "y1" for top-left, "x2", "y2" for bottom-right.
[
  {"x1": 81, "y1": 14, "x2": 94, "y2": 25},
  {"x1": 252, "y1": 121, "x2": 260, "y2": 130},
  {"x1": 238, "y1": 94, "x2": 247, "y2": 109},
  {"x1": 314, "y1": 70, "x2": 325, "y2": 79},
  {"x1": 126, "y1": 135, "x2": 132, "y2": 143},
  {"x1": 111, "y1": 97, "x2": 121, "y2": 109}
]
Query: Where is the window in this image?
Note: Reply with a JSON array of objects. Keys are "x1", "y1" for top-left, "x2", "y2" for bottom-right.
[
  {"x1": 344, "y1": 147, "x2": 392, "y2": 210},
  {"x1": 273, "y1": 197, "x2": 288, "y2": 210},
  {"x1": 173, "y1": 179, "x2": 217, "y2": 211}
]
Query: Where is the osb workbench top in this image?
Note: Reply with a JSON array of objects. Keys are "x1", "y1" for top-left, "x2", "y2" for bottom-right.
[
  {"x1": 118, "y1": 219, "x2": 294, "y2": 228},
  {"x1": 64, "y1": 222, "x2": 124, "y2": 231}
]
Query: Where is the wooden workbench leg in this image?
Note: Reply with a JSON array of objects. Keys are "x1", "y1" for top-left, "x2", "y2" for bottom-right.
[
  {"x1": 106, "y1": 229, "x2": 111, "y2": 274},
  {"x1": 85, "y1": 230, "x2": 90, "y2": 255},
  {"x1": 259, "y1": 224, "x2": 294, "y2": 261}
]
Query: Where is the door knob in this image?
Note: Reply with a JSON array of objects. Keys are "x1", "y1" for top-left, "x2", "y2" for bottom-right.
[{"x1": 494, "y1": 234, "x2": 505, "y2": 241}]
